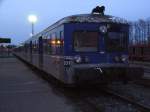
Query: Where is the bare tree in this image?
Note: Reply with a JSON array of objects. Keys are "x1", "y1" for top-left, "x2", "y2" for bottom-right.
[
  {"x1": 129, "y1": 18, "x2": 150, "y2": 45},
  {"x1": 147, "y1": 18, "x2": 150, "y2": 44}
]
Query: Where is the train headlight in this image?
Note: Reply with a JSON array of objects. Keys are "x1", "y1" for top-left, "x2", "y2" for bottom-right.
[
  {"x1": 114, "y1": 56, "x2": 120, "y2": 62},
  {"x1": 84, "y1": 56, "x2": 89, "y2": 63},
  {"x1": 121, "y1": 55, "x2": 128, "y2": 62},
  {"x1": 99, "y1": 25, "x2": 107, "y2": 34},
  {"x1": 74, "y1": 55, "x2": 82, "y2": 64}
]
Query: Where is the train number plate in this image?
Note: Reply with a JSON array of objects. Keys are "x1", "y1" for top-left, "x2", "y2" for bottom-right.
[{"x1": 64, "y1": 61, "x2": 71, "y2": 66}]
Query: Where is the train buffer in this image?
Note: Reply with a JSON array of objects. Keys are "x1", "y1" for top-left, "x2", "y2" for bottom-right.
[{"x1": 0, "y1": 57, "x2": 76, "y2": 112}]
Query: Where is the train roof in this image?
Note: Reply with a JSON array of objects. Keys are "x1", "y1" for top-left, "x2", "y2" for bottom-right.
[
  {"x1": 44, "y1": 14, "x2": 129, "y2": 32},
  {"x1": 25, "y1": 14, "x2": 129, "y2": 43}
]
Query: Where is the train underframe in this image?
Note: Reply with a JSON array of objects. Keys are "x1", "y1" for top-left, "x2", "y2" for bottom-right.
[
  {"x1": 72, "y1": 64, "x2": 144, "y2": 85},
  {"x1": 14, "y1": 53, "x2": 144, "y2": 86}
]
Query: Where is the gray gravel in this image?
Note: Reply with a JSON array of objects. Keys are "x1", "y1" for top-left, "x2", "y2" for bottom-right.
[
  {"x1": 84, "y1": 93, "x2": 139, "y2": 112},
  {"x1": 108, "y1": 82, "x2": 150, "y2": 109}
]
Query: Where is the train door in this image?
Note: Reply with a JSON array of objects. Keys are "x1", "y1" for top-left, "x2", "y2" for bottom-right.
[
  {"x1": 29, "y1": 41, "x2": 33, "y2": 62},
  {"x1": 38, "y1": 36, "x2": 43, "y2": 68}
]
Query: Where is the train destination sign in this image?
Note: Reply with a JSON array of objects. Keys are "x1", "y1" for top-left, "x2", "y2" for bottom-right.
[{"x1": 0, "y1": 38, "x2": 11, "y2": 43}]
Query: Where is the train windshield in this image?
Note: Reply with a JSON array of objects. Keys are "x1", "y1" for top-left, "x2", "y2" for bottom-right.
[
  {"x1": 106, "y1": 32, "x2": 128, "y2": 52},
  {"x1": 73, "y1": 31, "x2": 99, "y2": 52}
]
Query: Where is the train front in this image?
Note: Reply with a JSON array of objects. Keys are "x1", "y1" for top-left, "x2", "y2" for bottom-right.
[
  {"x1": 64, "y1": 15, "x2": 143, "y2": 85},
  {"x1": 96, "y1": 23, "x2": 144, "y2": 83}
]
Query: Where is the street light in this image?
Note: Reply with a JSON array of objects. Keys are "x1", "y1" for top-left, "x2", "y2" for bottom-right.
[{"x1": 28, "y1": 15, "x2": 37, "y2": 36}]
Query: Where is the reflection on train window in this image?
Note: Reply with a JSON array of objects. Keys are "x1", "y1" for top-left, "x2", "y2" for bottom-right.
[
  {"x1": 73, "y1": 31, "x2": 98, "y2": 52},
  {"x1": 43, "y1": 37, "x2": 48, "y2": 54},
  {"x1": 47, "y1": 35, "x2": 52, "y2": 55},
  {"x1": 59, "y1": 31, "x2": 64, "y2": 55},
  {"x1": 33, "y1": 40, "x2": 37, "y2": 53},
  {"x1": 51, "y1": 33, "x2": 57, "y2": 54},
  {"x1": 106, "y1": 32, "x2": 127, "y2": 51}
]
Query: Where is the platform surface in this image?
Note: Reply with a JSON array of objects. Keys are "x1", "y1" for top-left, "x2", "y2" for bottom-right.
[{"x1": 0, "y1": 58, "x2": 79, "y2": 112}]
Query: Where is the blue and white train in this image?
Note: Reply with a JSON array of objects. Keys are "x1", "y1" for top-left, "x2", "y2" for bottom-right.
[{"x1": 14, "y1": 13, "x2": 143, "y2": 85}]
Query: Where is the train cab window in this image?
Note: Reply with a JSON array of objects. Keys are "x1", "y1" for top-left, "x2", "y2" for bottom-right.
[
  {"x1": 106, "y1": 32, "x2": 128, "y2": 52},
  {"x1": 73, "y1": 31, "x2": 99, "y2": 52}
]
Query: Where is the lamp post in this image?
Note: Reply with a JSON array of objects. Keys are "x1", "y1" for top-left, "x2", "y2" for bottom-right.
[{"x1": 28, "y1": 15, "x2": 37, "y2": 36}]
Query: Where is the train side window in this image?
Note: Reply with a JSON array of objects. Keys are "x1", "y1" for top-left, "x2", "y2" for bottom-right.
[
  {"x1": 43, "y1": 36, "x2": 48, "y2": 54},
  {"x1": 47, "y1": 34, "x2": 52, "y2": 55},
  {"x1": 36, "y1": 40, "x2": 38, "y2": 53},
  {"x1": 33, "y1": 41, "x2": 36, "y2": 54},
  {"x1": 30, "y1": 41, "x2": 32, "y2": 54},
  {"x1": 59, "y1": 31, "x2": 64, "y2": 55},
  {"x1": 24, "y1": 43, "x2": 28, "y2": 53},
  {"x1": 31, "y1": 41, "x2": 33, "y2": 53},
  {"x1": 56, "y1": 32, "x2": 60, "y2": 55},
  {"x1": 38, "y1": 36, "x2": 43, "y2": 54},
  {"x1": 25, "y1": 43, "x2": 28, "y2": 53},
  {"x1": 51, "y1": 33, "x2": 57, "y2": 55},
  {"x1": 34, "y1": 40, "x2": 38, "y2": 54}
]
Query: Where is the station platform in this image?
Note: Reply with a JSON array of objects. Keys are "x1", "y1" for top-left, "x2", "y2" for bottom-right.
[{"x1": 0, "y1": 58, "x2": 78, "y2": 112}]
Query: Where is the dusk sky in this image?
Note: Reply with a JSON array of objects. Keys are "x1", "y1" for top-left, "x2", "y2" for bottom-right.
[{"x1": 0, "y1": 0, "x2": 150, "y2": 44}]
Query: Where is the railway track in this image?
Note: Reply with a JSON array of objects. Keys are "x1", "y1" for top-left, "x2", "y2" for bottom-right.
[
  {"x1": 77, "y1": 98, "x2": 103, "y2": 112},
  {"x1": 135, "y1": 78, "x2": 150, "y2": 87},
  {"x1": 76, "y1": 92, "x2": 139, "y2": 112},
  {"x1": 130, "y1": 61, "x2": 150, "y2": 73},
  {"x1": 72, "y1": 86, "x2": 150, "y2": 112},
  {"x1": 103, "y1": 88, "x2": 150, "y2": 112},
  {"x1": 58, "y1": 87, "x2": 140, "y2": 112},
  {"x1": 129, "y1": 64, "x2": 150, "y2": 87},
  {"x1": 106, "y1": 83, "x2": 150, "y2": 112},
  {"x1": 130, "y1": 61, "x2": 150, "y2": 87},
  {"x1": 62, "y1": 64, "x2": 150, "y2": 112},
  {"x1": 65, "y1": 85, "x2": 150, "y2": 112},
  {"x1": 129, "y1": 61, "x2": 150, "y2": 67},
  {"x1": 143, "y1": 67, "x2": 150, "y2": 73}
]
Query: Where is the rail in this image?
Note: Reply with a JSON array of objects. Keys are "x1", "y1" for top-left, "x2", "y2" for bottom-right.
[{"x1": 103, "y1": 88, "x2": 150, "y2": 112}]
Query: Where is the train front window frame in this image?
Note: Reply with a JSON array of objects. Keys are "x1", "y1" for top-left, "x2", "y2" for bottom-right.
[
  {"x1": 73, "y1": 31, "x2": 99, "y2": 52},
  {"x1": 105, "y1": 24, "x2": 128, "y2": 52}
]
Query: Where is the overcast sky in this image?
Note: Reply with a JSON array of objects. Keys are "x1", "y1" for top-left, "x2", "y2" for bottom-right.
[{"x1": 0, "y1": 0, "x2": 150, "y2": 44}]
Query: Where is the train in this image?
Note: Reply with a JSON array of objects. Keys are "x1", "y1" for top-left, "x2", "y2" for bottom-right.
[
  {"x1": 14, "y1": 13, "x2": 144, "y2": 86},
  {"x1": 129, "y1": 43, "x2": 150, "y2": 61}
]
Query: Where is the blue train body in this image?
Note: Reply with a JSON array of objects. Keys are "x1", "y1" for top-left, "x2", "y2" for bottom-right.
[
  {"x1": 64, "y1": 23, "x2": 128, "y2": 64},
  {"x1": 14, "y1": 14, "x2": 143, "y2": 85}
]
